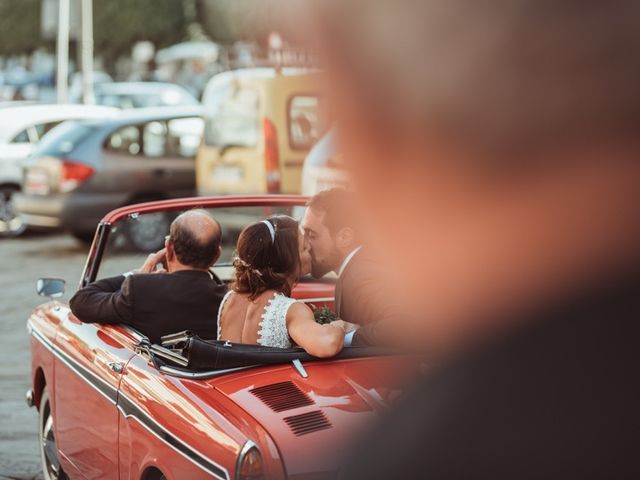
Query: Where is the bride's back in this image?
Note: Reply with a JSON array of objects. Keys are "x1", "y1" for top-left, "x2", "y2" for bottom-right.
[{"x1": 218, "y1": 289, "x2": 294, "y2": 346}]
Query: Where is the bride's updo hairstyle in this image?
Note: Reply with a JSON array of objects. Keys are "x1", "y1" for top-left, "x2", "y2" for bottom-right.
[{"x1": 232, "y1": 215, "x2": 300, "y2": 300}]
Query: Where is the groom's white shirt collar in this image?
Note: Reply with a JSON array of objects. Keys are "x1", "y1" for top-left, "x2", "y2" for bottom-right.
[{"x1": 338, "y1": 246, "x2": 363, "y2": 277}]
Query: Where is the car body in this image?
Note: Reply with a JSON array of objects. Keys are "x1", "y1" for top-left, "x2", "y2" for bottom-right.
[
  {"x1": 87, "y1": 82, "x2": 200, "y2": 109},
  {"x1": 14, "y1": 106, "x2": 204, "y2": 247},
  {"x1": 196, "y1": 68, "x2": 327, "y2": 198},
  {"x1": 68, "y1": 71, "x2": 114, "y2": 103},
  {"x1": 27, "y1": 195, "x2": 412, "y2": 480},
  {"x1": 300, "y1": 129, "x2": 349, "y2": 197},
  {"x1": 0, "y1": 104, "x2": 119, "y2": 236}
]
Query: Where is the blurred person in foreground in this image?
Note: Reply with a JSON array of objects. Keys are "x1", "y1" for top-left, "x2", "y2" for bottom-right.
[{"x1": 306, "y1": 0, "x2": 640, "y2": 477}]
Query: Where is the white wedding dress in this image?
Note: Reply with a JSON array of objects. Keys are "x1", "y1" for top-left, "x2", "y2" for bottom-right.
[{"x1": 217, "y1": 290, "x2": 299, "y2": 348}]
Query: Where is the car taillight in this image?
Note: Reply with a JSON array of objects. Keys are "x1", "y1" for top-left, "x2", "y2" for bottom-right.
[
  {"x1": 236, "y1": 445, "x2": 265, "y2": 480},
  {"x1": 60, "y1": 160, "x2": 94, "y2": 193},
  {"x1": 263, "y1": 118, "x2": 281, "y2": 193}
]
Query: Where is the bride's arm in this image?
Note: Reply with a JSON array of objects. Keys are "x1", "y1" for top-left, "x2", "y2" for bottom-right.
[{"x1": 287, "y1": 303, "x2": 347, "y2": 358}]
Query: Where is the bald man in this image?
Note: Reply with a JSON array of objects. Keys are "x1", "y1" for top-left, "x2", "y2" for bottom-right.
[{"x1": 70, "y1": 210, "x2": 227, "y2": 343}]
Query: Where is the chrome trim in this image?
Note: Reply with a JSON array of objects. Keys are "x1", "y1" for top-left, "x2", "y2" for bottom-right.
[
  {"x1": 292, "y1": 359, "x2": 308, "y2": 378},
  {"x1": 26, "y1": 388, "x2": 34, "y2": 408},
  {"x1": 300, "y1": 297, "x2": 334, "y2": 304},
  {"x1": 149, "y1": 344, "x2": 189, "y2": 367},
  {"x1": 159, "y1": 330, "x2": 191, "y2": 348},
  {"x1": 235, "y1": 440, "x2": 260, "y2": 480},
  {"x1": 159, "y1": 365, "x2": 258, "y2": 379},
  {"x1": 116, "y1": 395, "x2": 229, "y2": 480},
  {"x1": 122, "y1": 325, "x2": 148, "y2": 343}
]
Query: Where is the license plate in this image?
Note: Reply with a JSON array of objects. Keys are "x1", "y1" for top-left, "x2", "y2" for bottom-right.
[{"x1": 212, "y1": 166, "x2": 243, "y2": 183}]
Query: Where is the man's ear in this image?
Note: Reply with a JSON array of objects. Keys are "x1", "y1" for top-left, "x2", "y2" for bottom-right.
[
  {"x1": 336, "y1": 227, "x2": 356, "y2": 251},
  {"x1": 166, "y1": 241, "x2": 175, "y2": 261},
  {"x1": 210, "y1": 245, "x2": 223, "y2": 266}
]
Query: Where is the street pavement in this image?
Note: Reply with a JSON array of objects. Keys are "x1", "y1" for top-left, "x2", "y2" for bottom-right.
[{"x1": 0, "y1": 233, "x2": 91, "y2": 479}]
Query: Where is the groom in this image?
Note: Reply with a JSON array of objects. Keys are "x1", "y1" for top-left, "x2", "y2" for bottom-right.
[{"x1": 302, "y1": 189, "x2": 398, "y2": 346}]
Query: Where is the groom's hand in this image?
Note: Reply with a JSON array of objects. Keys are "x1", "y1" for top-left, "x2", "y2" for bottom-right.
[{"x1": 331, "y1": 319, "x2": 359, "y2": 334}]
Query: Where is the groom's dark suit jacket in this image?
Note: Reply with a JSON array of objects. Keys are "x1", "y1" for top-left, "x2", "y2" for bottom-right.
[
  {"x1": 69, "y1": 270, "x2": 227, "y2": 343},
  {"x1": 334, "y1": 249, "x2": 401, "y2": 346}
]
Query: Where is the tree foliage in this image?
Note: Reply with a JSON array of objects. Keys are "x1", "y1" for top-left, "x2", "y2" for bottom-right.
[
  {"x1": 0, "y1": 0, "x2": 298, "y2": 59},
  {"x1": 93, "y1": 0, "x2": 187, "y2": 64},
  {"x1": 0, "y1": 0, "x2": 48, "y2": 55},
  {"x1": 0, "y1": 0, "x2": 187, "y2": 59}
]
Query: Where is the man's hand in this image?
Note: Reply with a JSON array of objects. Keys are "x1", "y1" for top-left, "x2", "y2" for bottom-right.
[
  {"x1": 330, "y1": 319, "x2": 360, "y2": 334},
  {"x1": 137, "y1": 248, "x2": 167, "y2": 274}
]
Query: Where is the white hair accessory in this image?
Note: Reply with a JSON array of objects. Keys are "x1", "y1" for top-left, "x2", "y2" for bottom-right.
[{"x1": 261, "y1": 219, "x2": 276, "y2": 243}]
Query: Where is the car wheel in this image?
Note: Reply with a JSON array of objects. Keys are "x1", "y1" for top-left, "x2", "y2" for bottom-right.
[
  {"x1": 39, "y1": 387, "x2": 68, "y2": 480},
  {"x1": 0, "y1": 187, "x2": 27, "y2": 237},
  {"x1": 126, "y1": 211, "x2": 171, "y2": 252}
]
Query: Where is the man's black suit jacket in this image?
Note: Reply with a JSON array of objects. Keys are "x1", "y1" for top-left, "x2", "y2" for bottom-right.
[
  {"x1": 69, "y1": 270, "x2": 227, "y2": 344},
  {"x1": 335, "y1": 250, "x2": 401, "y2": 346}
]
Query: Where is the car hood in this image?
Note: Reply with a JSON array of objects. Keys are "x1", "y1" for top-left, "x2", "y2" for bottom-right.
[{"x1": 212, "y1": 357, "x2": 413, "y2": 477}]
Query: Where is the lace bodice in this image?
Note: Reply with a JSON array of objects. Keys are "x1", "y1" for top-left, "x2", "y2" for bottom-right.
[{"x1": 217, "y1": 291, "x2": 298, "y2": 348}]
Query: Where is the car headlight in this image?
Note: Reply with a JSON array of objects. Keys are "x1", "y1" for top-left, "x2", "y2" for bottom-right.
[{"x1": 236, "y1": 441, "x2": 265, "y2": 480}]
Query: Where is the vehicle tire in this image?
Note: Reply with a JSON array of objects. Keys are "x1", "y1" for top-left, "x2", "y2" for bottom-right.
[
  {"x1": 39, "y1": 387, "x2": 68, "y2": 480},
  {"x1": 126, "y1": 211, "x2": 171, "y2": 252},
  {"x1": 0, "y1": 186, "x2": 27, "y2": 237}
]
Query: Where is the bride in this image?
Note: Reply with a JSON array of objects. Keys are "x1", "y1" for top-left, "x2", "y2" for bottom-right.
[{"x1": 217, "y1": 215, "x2": 355, "y2": 357}]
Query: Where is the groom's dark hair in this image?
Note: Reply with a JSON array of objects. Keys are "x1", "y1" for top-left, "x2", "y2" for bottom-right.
[{"x1": 307, "y1": 188, "x2": 358, "y2": 236}]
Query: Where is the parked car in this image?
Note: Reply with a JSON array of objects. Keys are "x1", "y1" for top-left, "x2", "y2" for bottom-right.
[
  {"x1": 300, "y1": 129, "x2": 349, "y2": 196},
  {"x1": 88, "y1": 82, "x2": 199, "y2": 109},
  {"x1": 196, "y1": 68, "x2": 327, "y2": 198},
  {"x1": 67, "y1": 70, "x2": 114, "y2": 102},
  {"x1": 0, "y1": 104, "x2": 119, "y2": 236},
  {"x1": 27, "y1": 194, "x2": 412, "y2": 480},
  {"x1": 14, "y1": 106, "x2": 203, "y2": 249}
]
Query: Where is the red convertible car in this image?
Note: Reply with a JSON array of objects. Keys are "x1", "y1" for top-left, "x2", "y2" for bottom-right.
[{"x1": 26, "y1": 195, "x2": 412, "y2": 480}]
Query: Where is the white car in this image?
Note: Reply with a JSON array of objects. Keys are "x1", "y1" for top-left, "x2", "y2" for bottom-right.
[
  {"x1": 0, "y1": 104, "x2": 119, "y2": 236},
  {"x1": 300, "y1": 129, "x2": 349, "y2": 197}
]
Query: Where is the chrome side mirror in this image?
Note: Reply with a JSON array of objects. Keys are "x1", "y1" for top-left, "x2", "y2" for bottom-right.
[{"x1": 36, "y1": 278, "x2": 66, "y2": 299}]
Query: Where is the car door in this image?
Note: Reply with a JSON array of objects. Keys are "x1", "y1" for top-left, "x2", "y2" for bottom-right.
[
  {"x1": 54, "y1": 312, "x2": 135, "y2": 479},
  {"x1": 140, "y1": 117, "x2": 201, "y2": 198},
  {"x1": 197, "y1": 82, "x2": 265, "y2": 195}
]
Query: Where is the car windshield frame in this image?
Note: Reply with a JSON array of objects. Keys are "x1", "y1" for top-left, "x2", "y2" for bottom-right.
[{"x1": 80, "y1": 195, "x2": 308, "y2": 288}]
